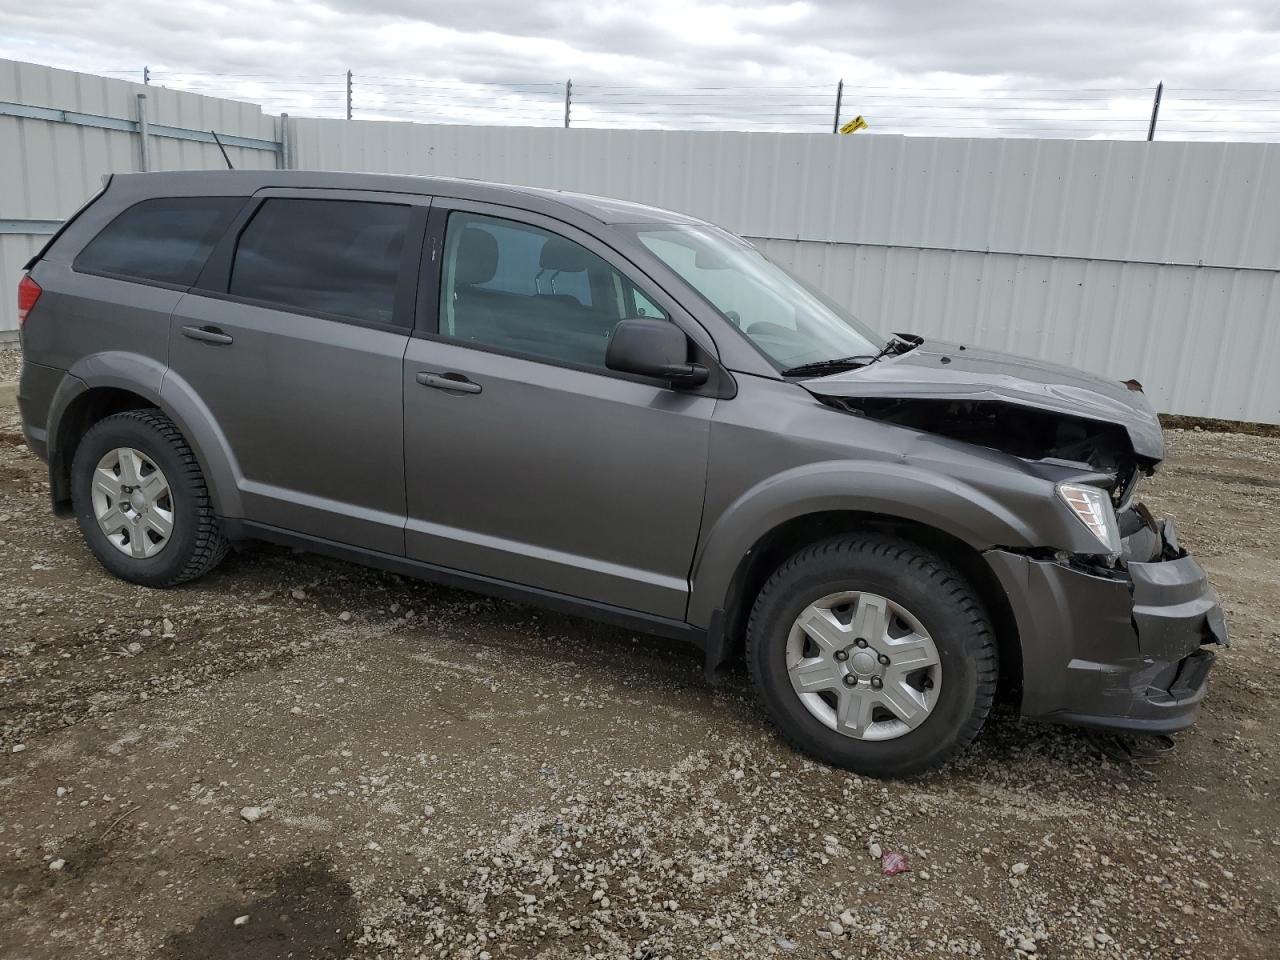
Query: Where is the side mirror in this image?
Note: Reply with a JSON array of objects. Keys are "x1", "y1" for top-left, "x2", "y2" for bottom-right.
[{"x1": 606, "y1": 318, "x2": 709, "y2": 387}]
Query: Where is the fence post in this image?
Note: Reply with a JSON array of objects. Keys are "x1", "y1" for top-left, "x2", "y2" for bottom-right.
[
  {"x1": 279, "y1": 112, "x2": 291, "y2": 170},
  {"x1": 1146, "y1": 81, "x2": 1163, "y2": 141},
  {"x1": 832, "y1": 79, "x2": 844, "y2": 134},
  {"x1": 564, "y1": 79, "x2": 572, "y2": 128},
  {"x1": 346, "y1": 70, "x2": 353, "y2": 120},
  {"x1": 135, "y1": 93, "x2": 151, "y2": 172}
]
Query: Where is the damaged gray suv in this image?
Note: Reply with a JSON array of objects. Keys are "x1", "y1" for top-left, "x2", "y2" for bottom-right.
[{"x1": 17, "y1": 171, "x2": 1227, "y2": 776}]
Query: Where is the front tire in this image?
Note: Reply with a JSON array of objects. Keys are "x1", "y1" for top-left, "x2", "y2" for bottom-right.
[
  {"x1": 747, "y1": 534, "x2": 997, "y2": 777},
  {"x1": 71, "y1": 409, "x2": 229, "y2": 587}
]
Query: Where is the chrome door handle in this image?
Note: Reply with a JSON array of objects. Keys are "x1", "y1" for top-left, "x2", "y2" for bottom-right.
[
  {"x1": 181, "y1": 325, "x2": 234, "y2": 345},
  {"x1": 416, "y1": 371, "x2": 482, "y2": 394}
]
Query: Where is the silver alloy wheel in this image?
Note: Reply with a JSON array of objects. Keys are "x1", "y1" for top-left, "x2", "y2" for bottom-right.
[
  {"x1": 785, "y1": 591, "x2": 942, "y2": 742},
  {"x1": 90, "y1": 447, "x2": 174, "y2": 559}
]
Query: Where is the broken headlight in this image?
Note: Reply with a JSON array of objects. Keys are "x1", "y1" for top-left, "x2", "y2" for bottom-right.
[{"x1": 1057, "y1": 482, "x2": 1122, "y2": 556}]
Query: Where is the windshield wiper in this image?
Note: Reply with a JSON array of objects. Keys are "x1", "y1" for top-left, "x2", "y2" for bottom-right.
[
  {"x1": 863, "y1": 333, "x2": 924, "y2": 366},
  {"x1": 781, "y1": 355, "x2": 874, "y2": 378},
  {"x1": 781, "y1": 334, "x2": 923, "y2": 379}
]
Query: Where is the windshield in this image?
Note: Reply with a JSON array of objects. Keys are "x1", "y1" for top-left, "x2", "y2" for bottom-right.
[{"x1": 628, "y1": 223, "x2": 885, "y2": 371}]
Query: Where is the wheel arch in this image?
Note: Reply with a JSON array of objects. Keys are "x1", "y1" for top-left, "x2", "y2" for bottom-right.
[
  {"x1": 48, "y1": 353, "x2": 242, "y2": 520},
  {"x1": 49, "y1": 384, "x2": 157, "y2": 515},
  {"x1": 695, "y1": 502, "x2": 1024, "y2": 710}
]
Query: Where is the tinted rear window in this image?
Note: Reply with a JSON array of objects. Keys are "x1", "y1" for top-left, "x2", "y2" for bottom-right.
[
  {"x1": 229, "y1": 198, "x2": 411, "y2": 325},
  {"x1": 74, "y1": 196, "x2": 245, "y2": 286}
]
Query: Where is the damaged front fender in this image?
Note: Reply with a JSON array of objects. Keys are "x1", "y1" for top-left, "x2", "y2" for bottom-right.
[
  {"x1": 800, "y1": 339, "x2": 1164, "y2": 461},
  {"x1": 800, "y1": 340, "x2": 1166, "y2": 515}
]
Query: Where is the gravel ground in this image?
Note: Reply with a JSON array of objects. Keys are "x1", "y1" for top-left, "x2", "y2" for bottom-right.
[
  {"x1": 0, "y1": 372, "x2": 1276, "y2": 960},
  {"x1": 0, "y1": 346, "x2": 21, "y2": 383}
]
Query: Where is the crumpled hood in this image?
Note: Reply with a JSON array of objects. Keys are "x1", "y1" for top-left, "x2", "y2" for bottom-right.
[{"x1": 801, "y1": 340, "x2": 1164, "y2": 461}]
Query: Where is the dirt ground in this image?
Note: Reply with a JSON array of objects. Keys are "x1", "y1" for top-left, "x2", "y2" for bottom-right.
[{"x1": 1, "y1": 348, "x2": 1277, "y2": 960}]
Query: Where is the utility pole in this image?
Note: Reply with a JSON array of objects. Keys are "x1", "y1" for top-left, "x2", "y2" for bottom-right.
[
  {"x1": 346, "y1": 69, "x2": 353, "y2": 120},
  {"x1": 832, "y1": 79, "x2": 844, "y2": 134},
  {"x1": 564, "y1": 79, "x2": 572, "y2": 128},
  {"x1": 1146, "y1": 81, "x2": 1163, "y2": 141},
  {"x1": 143, "y1": 66, "x2": 150, "y2": 86}
]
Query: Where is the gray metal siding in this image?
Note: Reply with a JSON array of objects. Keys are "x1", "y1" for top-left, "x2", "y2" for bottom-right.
[
  {"x1": 291, "y1": 119, "x2": 1280, "y2": 423},
  {"x1": 290, "y1": 122, "x2": 1280, "y2": 271},
  {"x1": 4, "y1": 56, "x2": 1277, "y2": 424},
  {"x1": 0, "y1": 58, "x2": 280, "y2": 336},
  {"x1": 752, "y1": 239, "x2": 1280, "y2": 423}
]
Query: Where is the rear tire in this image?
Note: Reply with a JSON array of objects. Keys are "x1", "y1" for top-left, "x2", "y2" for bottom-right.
[
  {"x1": 71, "y1": 409, "x2": 229, "y2": 587},
  {"x1": 746, "y1": 534, "x2": 997, "y2": 777}
]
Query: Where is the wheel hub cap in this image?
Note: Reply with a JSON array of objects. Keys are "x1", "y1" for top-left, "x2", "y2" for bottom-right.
[
  {"x1": 785, "y1": 591, "x2": 942, "y2": 742},
  {"x1": 849, "y1": 649, "x2": 877, "y2": 677},
  {"x1": 91, "y1": 447, "x2": 174, "y2": 559}
]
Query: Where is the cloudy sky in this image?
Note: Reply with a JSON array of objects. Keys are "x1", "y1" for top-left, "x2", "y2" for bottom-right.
[{"x1": 2, "y1": 0, "x2": 1278, "y2": 139}]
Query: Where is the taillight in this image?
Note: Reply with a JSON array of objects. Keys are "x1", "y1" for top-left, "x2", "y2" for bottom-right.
[{"x1": 17, "y1": 274, "x2": 42, "y2": 327}]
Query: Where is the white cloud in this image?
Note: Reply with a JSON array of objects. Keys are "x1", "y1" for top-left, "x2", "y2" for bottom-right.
[{"x1": 1, "y1": 0, "x2": 1277, "y2": 139}]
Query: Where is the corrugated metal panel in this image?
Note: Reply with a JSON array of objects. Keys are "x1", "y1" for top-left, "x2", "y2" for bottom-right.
[
  {"x1": 291, "y1": 118, "x2": 1280, "y2": 423},
  {"x1": 751, "y1": 239, "x2": 1280, "y2": 423},
  {"x1": 0, "y1": 233, "x2": 42, "y2": 340},
  {"x1": 0, "y1": 58, "x2": 280, "y2": 334},
  {"x1": 292, "y1": 121, "x2": 1280, "y2": 270},
  {"x1": 5, "y1": 63, "x2": 1278, "y2": 422}
]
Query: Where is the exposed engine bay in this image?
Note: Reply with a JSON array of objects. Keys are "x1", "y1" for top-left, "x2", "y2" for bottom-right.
[{"x1": 819, "y1": 396, "x2": 1155, "y2": 506}]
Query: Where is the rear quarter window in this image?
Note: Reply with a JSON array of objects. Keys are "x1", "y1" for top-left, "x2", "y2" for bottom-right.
[{"x1": 73, "y1": 196, "x2": 246, "y2": 287}]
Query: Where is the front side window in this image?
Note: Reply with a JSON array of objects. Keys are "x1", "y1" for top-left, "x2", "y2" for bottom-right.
[
  {"x1": 230, "y1": 198, "x2": 411, "y2": 325},
  {"x1": 74, "y1": 196, "x2": 244, "y2": 286},
  {"x1": 439, "y1": 212, "x2": 667, "y2": 369},
  {"x1": 629, "y1": 224, "x2": 885, "y2": 372}
]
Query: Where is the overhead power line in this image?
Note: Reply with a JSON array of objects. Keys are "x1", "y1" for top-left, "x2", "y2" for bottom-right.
[{"x1": 94, "y1": 67, "x2": 1280, "y2": 141}]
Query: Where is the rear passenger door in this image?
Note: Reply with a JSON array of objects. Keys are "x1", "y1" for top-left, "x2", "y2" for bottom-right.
[{"x1": 168, "y1": 189, "x2": 428, "y2": 554}]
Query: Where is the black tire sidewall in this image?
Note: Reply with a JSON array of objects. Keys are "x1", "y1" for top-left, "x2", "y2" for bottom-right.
[
  {"x1": 749, "y1": 539, "x2": 994, "y2": 777},
  {"x1": 71, "y1": 414, "x2": 208, "y2": 587}
]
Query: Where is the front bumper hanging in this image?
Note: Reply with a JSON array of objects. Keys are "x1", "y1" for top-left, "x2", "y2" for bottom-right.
[{"x1": 986, "y1": 514, "x2": 1227, "y2": 734}]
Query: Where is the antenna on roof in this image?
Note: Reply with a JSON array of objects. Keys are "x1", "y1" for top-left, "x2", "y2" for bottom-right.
[{"x1": 210, "y1": 130, "x2": 234, "y2": 170}]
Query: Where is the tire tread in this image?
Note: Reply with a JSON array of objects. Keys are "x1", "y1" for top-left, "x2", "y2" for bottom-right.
[
  {"x1": 73, "y1": 409, "x2": 228, "y2": 587},
  {"x1": 745, "y1": 533, "x2": 997, "y2": 776}
]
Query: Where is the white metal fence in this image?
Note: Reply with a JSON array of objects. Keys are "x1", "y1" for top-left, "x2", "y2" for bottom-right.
[
  {"x1": 3, "y1": 59, "x2": 1279, "y2": 423},
  {"x1": 291, "y1": 120, "x2": 1280, "y2": 424},
  {"x1": 0, "y1": 58, "x2": 282, "y2": 338}
]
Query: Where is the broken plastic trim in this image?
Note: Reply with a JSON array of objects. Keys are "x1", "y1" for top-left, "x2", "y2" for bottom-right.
[{"x1": 993, "y1": 507, "x2": 1186, "y2": 581}]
